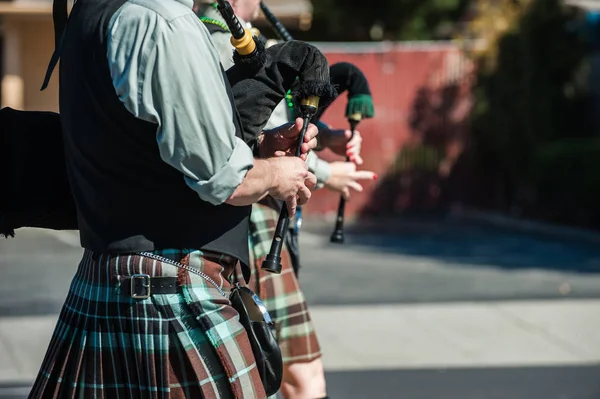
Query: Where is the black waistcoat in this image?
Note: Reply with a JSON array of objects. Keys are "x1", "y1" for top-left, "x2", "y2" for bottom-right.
[{"x1": 59, "y1": 0, "x2": 250, "y2": 268}]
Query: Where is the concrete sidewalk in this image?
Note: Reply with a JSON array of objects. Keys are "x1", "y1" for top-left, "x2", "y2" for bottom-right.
[
  {"x1": 1, "y1": 299, "x2": 598, "y2": 386},
  {"x1": 312, "y1": 299, "x2": 600, "y2": 371}
]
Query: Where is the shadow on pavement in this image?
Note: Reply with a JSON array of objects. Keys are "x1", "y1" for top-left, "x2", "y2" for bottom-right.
[{"x1": 306, "y1": 215, "x2": 600, "y2": 275}]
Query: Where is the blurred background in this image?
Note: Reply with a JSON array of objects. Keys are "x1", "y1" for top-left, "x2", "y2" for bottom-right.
[{"x1": 1, "y1": 0, "x2": 600, "y2": 397}]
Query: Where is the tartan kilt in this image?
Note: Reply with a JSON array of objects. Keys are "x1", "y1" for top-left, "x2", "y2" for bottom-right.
[
  {"x1": 29, "y1": 249, "x2": 266, "y2": 399},
  {"x1": 236, "y1": 202, "x2": 321, "y2": 364}
]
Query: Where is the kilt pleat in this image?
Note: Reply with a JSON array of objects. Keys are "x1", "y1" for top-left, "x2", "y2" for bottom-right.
[
  {"x1": 239, "y1": 203, "x2": 322, "y2": 364},
  {"x1": 28, "y1": 250, "x2": 266, "y2": 399}
]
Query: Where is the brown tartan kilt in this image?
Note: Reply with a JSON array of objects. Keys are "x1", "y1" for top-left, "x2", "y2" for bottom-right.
[
  {"x1": 236, "y1": 202, "x2": 322, "y2": 364},
  {"x1": 29, "y1": 249, "x2": 266, "y2": 399}
]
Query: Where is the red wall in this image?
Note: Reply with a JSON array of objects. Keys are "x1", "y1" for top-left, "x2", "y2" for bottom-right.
[{"x1": 303, "y1": 42, "x2": 474, "y2": 221}]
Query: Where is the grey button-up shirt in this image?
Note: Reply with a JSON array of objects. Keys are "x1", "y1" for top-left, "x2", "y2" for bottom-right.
[{"x1": 106, "y1": 0, "x2": 254, "y2": 205}]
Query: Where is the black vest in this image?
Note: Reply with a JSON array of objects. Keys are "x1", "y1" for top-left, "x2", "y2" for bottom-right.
[{"x1": 59, "y1": 0, "x2": 251, "y2": 268}]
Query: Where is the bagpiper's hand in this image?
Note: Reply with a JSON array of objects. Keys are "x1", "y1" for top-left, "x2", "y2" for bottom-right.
[
  {"x1": 259, "y1": 118, "x2": 318, "y2": 161},
  {"x1": 320, "y1": 128, "x2": 364, "y2": 165},
  {"x1": 324, "y1": 161, "x2": 376, "y2": 199},
  {"x1": 266, "y1": 157, "x2": 317, "y2": 216}
]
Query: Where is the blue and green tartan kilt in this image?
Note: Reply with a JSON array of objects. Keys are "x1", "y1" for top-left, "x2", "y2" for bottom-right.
[
  {"x1": 29, "y1": 249, "x2": 266, "y2": 399},
  {"x1": 235, "y1": 202, "x2": 322, "y2": 364}
]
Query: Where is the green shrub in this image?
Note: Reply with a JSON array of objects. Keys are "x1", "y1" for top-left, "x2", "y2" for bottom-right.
[
  {"x1": 467, "y1": 0, "x2": 592, "y2": 216},
  {"x1": 528, "y1": 138, "x2": 600, "y2": 226}
]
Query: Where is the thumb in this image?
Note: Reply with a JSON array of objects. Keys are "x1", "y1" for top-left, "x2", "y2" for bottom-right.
[{"x1": 344, "y1": 129, "x2": 352, "y2": 140}]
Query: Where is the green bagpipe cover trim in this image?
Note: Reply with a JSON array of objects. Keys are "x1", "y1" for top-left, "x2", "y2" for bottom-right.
[{"x1": 346, "y1": 93, "x2": 374, "y2": 119}]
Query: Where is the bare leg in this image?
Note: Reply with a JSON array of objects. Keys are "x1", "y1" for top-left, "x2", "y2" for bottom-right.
[{"x1": 280, "y1": 357, "x2": 327, "y2": 399}]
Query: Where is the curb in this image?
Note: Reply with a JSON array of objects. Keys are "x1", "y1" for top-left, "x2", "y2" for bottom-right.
[{"x1": 448, "y1": 207, "x2": 600, "y2": 245}]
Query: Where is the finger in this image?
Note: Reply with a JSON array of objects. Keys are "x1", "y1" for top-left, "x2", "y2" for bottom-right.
[
  {"x1": 346, "y1": 132, "x2": 362, "y2": 147},
  {"x1": 281, "y1": 119, "x2": 301, "y2": 139},
  {"x1": 346, "y1": 138, "x2": 362, "y2": 153},
  {"x1": 296, "y1": 184, "x2": 312, "y2": 205},
  {"x1": 347, "y1": 180, "x2": 364, "y2": 193},
  {"x1": 301, "y1": 140, "x2": 317, "y2": 154},
  {"x1": 304, "y1": 172, "x2": 317, "y2": 190},
  {"x1": 351, "y1": 170, "x2": 377, "y2": 180},
  {"x1": 274, "y1": 151, "x2": 287, "y2": 157},
  {"x1": 304, "y1": 123, "x2": 318, "y2": 143},
  {"x1": 341, "y1": 187, "x2": 350, "y2": 200},
  {"x1": 286, "y1": 197, "x2": 297, "y2": 218},
  {"x1": 347, "y1": 145, "x2": 361, "y2": 156},
  {"x1": 348, "y1": 152, "x2": 364, "y2": 165},
  {"x1": 294, "y1": 117, "x2": 304, "y2": 132}
]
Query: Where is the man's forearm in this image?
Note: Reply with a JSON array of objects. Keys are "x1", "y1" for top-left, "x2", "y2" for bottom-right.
[{"x1": 225, "y1": 159, "x2": 273, "y2": 206}]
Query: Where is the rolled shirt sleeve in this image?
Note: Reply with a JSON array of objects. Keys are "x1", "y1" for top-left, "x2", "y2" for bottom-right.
[
  {"x1": 106, "y1": 1, "x2": 253, "y2": 205},
  {"x1": 306, "y1": 151, "x2": 331, "y2": 189}
]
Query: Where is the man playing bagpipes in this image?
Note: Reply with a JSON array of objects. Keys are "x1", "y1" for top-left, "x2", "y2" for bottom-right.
[
  {"x1": 0, "y1": 0, "x2": 340, "y2": 397},
  {"x1": 194, "y1": 1, "x2": 375, "y2": 398}
]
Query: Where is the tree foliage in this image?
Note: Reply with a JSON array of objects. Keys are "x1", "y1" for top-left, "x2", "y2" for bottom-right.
[
  {"x1": 460, "y1": 0, "x2": 595, "y2": 225},
  {"x1": 298, "y1": 0, "x2": 470, "y2": 41}
]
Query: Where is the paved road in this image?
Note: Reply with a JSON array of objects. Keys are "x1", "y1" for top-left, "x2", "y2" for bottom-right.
[
  {"x1": 1, "y1": 366, "x2": 599, "y2": 399},
  {"x1": 325, "y1": 365, "x2": 600, "y2": 399},
  {"x1": 2, "y1": 219, "x2": 600, "y2": 316},
  {"x1": 1, "y1": 218, "x2": 599, "y2": 398},
  {"x1": 299, "y1": 218, "x2": 600, "y2": 306}
]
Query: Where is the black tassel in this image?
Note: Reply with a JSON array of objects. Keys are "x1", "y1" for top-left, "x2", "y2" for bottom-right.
[
  {"x1": 231, "y1": 37, "x2": 267, "y2": 76},
  {"x1": 291, "y1": 79, "x2": 337, "y2": 114}
]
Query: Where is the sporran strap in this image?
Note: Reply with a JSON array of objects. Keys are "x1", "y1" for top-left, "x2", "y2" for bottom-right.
[{"x1": 40, "y1": 0, "x2": 70, "y2": 91}]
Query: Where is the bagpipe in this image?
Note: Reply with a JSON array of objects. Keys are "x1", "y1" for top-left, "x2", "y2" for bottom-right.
[
  {"x1": 0, "y1": 1, "x2": 337, "y2": 246},
  {"x1": 258, "y1": 1, "x2": 375, "y2": 273},
  {"x1": 322, "y1": 61, "x2": 375, "y2": 245}
]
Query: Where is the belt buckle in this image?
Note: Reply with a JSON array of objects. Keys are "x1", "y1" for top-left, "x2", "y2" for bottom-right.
[{"x1": 130, "y1": 274, "x2": 151, "y2": 299}]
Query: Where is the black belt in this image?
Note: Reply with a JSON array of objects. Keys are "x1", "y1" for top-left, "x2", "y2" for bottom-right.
[{"x1": 120, "y1": 275, "x2": 178, "y2": 299}]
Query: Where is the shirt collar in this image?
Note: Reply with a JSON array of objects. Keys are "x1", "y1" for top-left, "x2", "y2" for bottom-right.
[
  {"x1": 199, "y1": 2, "x2": 250, "y2": 27},
  {"x1": 176, "y1": 0, "x2": 194, "y2": 10}
]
